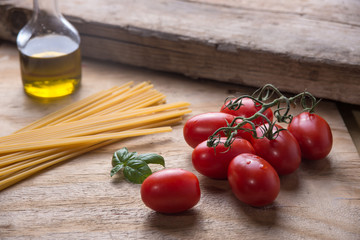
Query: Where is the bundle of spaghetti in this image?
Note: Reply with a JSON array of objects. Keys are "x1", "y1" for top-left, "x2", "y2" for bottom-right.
[{"x1": 0, "y1": 81, "x2": 191, "y2": 191}]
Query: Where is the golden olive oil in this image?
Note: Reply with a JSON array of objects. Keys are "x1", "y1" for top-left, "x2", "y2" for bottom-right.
[{"x1": 19, "y1": 35, "x2": 81, "y2": 98}]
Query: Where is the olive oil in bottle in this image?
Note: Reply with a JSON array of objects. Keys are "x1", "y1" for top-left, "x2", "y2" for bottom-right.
[
  {"x1": 16, "y1": 0, "x2": 81, "y2": 99},
  {"x1": 19, "y1": 35, "x2": 81, "y2": 98}
]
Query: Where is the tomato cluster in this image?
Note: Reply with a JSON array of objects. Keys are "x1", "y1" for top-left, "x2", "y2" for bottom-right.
[
  {"x1": 183, "y1": 97, "x2": 333, "y2": 207},
  {"x1": 140, "y1": 87, "x2": 333, "y2": 213}
]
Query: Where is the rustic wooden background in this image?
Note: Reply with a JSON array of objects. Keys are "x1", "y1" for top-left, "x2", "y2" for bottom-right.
[
  {"x1": 0, "y1": 0, "x2": 359, "y2": 105},
  {"x1": 0, "y1": 41, "x2": 360, "y2": 239}
]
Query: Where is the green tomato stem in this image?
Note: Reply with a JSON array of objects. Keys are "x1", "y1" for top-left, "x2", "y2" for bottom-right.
[{"x1": 207, "y1": 84, "x2": 319, "y2": 148}]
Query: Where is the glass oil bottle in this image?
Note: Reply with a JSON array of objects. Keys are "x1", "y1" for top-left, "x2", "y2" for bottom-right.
[{"x1": 16, "y1": 0, "x2": 81, "y2": 99}]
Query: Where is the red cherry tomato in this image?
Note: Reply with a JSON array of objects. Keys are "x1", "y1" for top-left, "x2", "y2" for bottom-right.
[
  {"x1": 221, "y1": 97, "x2": 273, "y2": 126},
  {"x1": 288, "y1": 112, "x2": 332, "y2": 160},
  {"x1": 183, "y1": 112, "x2": 235, "y2": 148},
  {"x1": 228, "y1": 153, "x2": 280, "y2": 207},
  {"x1": 140, "y1": 168, "x2": 201, "y2": 214},
  {"x1": 251, "y1": 124, "x2": 301, "y2": 175},
  {"x1": 192, "y1": 137, "x2": 255, "y2": 179}
]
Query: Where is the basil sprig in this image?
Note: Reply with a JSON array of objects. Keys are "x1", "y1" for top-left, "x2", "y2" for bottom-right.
[{"x1": 110, "y1": 147, "x2": 165, "y2": 184}]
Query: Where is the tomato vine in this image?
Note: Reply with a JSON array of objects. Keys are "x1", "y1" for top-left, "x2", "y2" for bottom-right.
[{"x1": 207, "y1": 84, "x2": 321, "y2": 148}]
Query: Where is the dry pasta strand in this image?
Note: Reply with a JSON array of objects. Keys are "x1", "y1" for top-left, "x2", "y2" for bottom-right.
[{"x1": 0, "y1": 82, "x2": 190, "y2": 191}]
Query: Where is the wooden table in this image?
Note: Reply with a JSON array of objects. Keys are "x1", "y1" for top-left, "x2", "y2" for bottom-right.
[
  {"x1": 1, "y1": 0, "x2": 360, "y2": 105},
  {"x1": 0, "y1": 42, "x2": 359, "y2": 239}
]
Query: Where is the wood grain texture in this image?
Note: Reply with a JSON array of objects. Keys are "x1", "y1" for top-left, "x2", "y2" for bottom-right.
[
  {"x1": 0, "y1": 42, "x2": 360, "y2": 240},
  {"x1": 0, "y1": 0, "x2": 359, "y2": 105},
  {"x1": 338, "y1": 103, "x2": 360, "y2": 153}
]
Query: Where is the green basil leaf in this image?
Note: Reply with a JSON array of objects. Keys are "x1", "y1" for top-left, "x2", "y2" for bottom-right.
[
  {"x1": 137, "y1": 153, "x2": 165, "y2": 167},
  {"x1": 110, "y1": 148, "x2": 166, "y2": 183},
  {"x1": 123, "y1": 160, "x2": 152, "y2": 184},
  {"x1": 110, "y1": 163, "x2": 124, "y2": 177},
  {"x1": 112, "y1": 147, "x2": 138, "y2": 166}
]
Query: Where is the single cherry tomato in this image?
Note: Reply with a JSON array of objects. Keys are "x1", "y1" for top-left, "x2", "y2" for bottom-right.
[
  {"x1": 140, "y1": 168, "x2": 201, "y2": 214},
  {"x1": 192, "y1": 137, "x2": 255, "y2": 179},
  {"x1": 288, "y1": 112, "x2": 332, "y2": 160},
  {"x1": 251, "y1": 124, "x2": 301, "y2": 175},
  {"x1": 228, "y1": 153, "x2": 280, "y2": 207},
  {"x1": 220, "y1": 97, "x2": 273, "y2": 126},
  {"x1": 183, "y1": 112, "x2": 235, "y2": 148}
]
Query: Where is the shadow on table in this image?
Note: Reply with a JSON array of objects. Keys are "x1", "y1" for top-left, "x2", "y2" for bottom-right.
[{"x1": 145, "y1": 208, "x2": 201, "y2": 230}]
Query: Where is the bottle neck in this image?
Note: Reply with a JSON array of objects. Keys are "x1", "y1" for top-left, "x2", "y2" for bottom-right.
[{"x1": 33, "y1": 0, "x2": 61, "y2": 19}]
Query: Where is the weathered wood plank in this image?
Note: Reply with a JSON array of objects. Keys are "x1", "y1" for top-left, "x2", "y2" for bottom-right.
[
  {"x1": 0, "y1": 0, "x2": 359, "y2": 105},
  {"x1": 0, "y1": 42, "x2": 359, "y2": 239}
]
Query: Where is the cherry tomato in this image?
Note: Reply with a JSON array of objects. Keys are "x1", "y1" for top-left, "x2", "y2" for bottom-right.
[
  {"x1": 221, "y1": 97, "x2": 273, "y2": 126},
  {"x1": 228, "y1": 153, "x2": 280, "y2": 207},
  {"x1": 251, "y1": 124, "x2": 301, "y2": 175},
  {"x1": 183, "y1": 112, "x2": 235, "y2": 148},
  {"x1": 140, "y1": 168, "x2": 201, "y2": 214},
  {"x1": 288, "y1": 112, "x2": 332, "y2": 160},
  {"x1": 192, "y1": 137, "x2": 255, "y2": 179}
]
